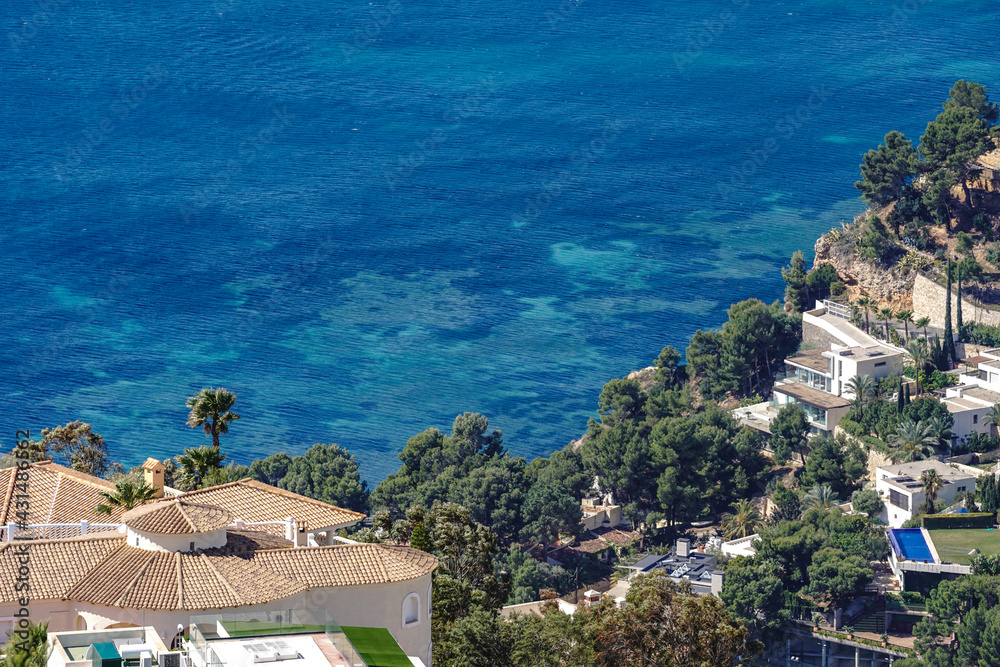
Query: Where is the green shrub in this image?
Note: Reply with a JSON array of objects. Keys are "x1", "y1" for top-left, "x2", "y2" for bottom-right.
[
  {"x1": 838, "y1": 419, "x2": 864, "y2": 437},
  {"x1": 962, "y1": 323, "x2": 1000, "y2": 347},
  {"x1": 922, "y1": 512, "x2": 997, "y2": 529},
  {"x1": 956, "y1": 231, "x2": 974, "y2": 255},
  {"x1": 830, "y1": 280, "x2": 846, "y2": 296}
]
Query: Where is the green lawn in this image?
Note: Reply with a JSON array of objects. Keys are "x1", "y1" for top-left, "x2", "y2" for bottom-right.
[
  {"x1": 341, "y1": 627, "x2": 413, "y2": 667},
  {"x1": 928, "y1": 528, "x2": 1000, "y2": 565}
]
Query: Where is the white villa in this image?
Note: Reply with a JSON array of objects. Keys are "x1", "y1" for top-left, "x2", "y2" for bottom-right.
[
  {"x1": 0, "y1": 462, "x2": 437, "y2": 665},
  {"x1": 735, "y1": 301, "x2": 905, "y2": 437},
  {"x1": 876, "y1": 459, "x2": 983, "y2": 528}
]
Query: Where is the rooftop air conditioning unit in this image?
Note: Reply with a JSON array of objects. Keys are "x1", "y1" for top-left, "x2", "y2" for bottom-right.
[{"x1": 159, "y1": 653, "x2": 182, "y2": 667}]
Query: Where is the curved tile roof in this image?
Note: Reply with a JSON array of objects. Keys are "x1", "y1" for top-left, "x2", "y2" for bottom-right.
[
  {"x1": 123, "y1": 499, "x2": 232, "y2": 535},
  {"x1": 178, "y1": 479, "x2": 365, "y2": 531},
  {"x1": 0, "y1": 462, "x2": 125, "y2": 525},
  {"x1": 250, "y1": 544, "x2": 439, "y2": 588},
  {"x1": 0, "y1": 531, "x2": 437, "y2": 611}
]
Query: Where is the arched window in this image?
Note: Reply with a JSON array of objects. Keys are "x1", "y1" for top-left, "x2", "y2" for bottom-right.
[{"x1": 402, "y1": 593, "x2": 420, "y2": 627}]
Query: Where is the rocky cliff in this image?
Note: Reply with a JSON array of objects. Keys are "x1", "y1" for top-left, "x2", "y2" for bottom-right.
[{"x1": 813, "y1": 234, "x2": 914, "y2": 312}]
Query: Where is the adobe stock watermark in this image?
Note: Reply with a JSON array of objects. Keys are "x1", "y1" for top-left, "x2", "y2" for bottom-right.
[
  {"x1": 716, "y1": 84, "x2": 833, "y2": 201},
  {"x1": 339, "y1": 0, "x2": 402, "y2": 62},
  {"x1": 7, "y1": 0, "x2": 74, "y2": 53},
  {"x1": 672, "y1": 0, "x2": 751, "y2": 73},
  {"x1": 383, "y1": 75, "x2": 501, "y2": 190},
  {"x1": 546, "y1": 0, "x2": 584, "y2": 28},
  {"x1": 9, "y1": 430, "x2": 32, "y2": 651},
  {"x1": 15, "y1": 270, "x2": 138, "y2": 385},
  {"x1": 879, "y1": 0, "x2": 934, "y2": 31},
  {"x1": 53, "y1": 65, "x2": 168, "y2": 180},
  {"x1": 226, "y1": 235, "x2": 336, "y2": 352},
  {"x1": 179, "y1": 106, "x2": 294, "y2": 223},
  {"x1": 511, "y1": 119, "x2": 624, "y2": 228}
]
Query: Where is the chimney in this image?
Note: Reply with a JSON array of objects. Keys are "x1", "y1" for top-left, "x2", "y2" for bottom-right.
[
  {"x1": 583, "y1": 590, "x2": 601, "y2": 608},
  {"x1": 676, "y1": 537, "x2": 690, "y2": 558},
  {"x1": 711, "y1": 570, "x2": 724, "y2": 597},
  {"x1": 142, "y1": 458, "x2": 165, "y2": 498}
]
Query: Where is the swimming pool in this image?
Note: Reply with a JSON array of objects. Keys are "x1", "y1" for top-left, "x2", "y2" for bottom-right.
[{"x1": 888, "y1": 529, "x2": 935, "y2": 563}]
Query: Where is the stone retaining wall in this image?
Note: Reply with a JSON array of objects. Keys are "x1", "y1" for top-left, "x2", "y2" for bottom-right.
[{"x1": 911, "y1": 273, "x2": 1000, "y2": 329}]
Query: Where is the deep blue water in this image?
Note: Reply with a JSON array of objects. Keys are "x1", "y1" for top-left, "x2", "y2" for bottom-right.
[{"x1": 2, "y1": 0, "x2": 999, "y2": 482}]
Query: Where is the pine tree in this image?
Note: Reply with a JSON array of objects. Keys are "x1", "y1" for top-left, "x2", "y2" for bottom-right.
[
  {"x1": 944, "y1": 260, "x2": 955, "y2": 367},
  {"x1": 782, "y1": 250, "x2": 810, "y2": 313}
]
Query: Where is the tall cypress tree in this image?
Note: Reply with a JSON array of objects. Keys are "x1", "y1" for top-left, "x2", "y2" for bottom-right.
[
  {"x1": 904, "y1": 383, "x2": 911, "y2": 405},
  {"x1": 944, "y1": 259, "x2": 955, "y2": 367},
  {"x1": 956, "y1": 262, "x2": 964, "y2": 338},
  {"x1": 897, "y1": 386, "x2": 905, "y2": 413}
]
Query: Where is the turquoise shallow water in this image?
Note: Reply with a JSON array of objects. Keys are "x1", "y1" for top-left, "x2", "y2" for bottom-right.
[{"x1": 2, "y1": 0, "x2": 999, "y2": 481}]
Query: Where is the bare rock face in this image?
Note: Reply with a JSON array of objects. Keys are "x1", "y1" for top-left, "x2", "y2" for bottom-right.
[
  {"x1": 626, "y1": 366, "x2": 659, "y2": 392},
  {"x1": 813, "y1": 234, "x2": 915, "y2": 311}
]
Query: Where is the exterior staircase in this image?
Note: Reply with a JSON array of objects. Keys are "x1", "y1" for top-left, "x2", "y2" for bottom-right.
[{"x1": 848, "y1": 594, "x2": 886, "y2": 634}]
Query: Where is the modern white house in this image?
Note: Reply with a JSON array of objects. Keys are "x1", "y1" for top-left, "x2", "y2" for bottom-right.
[
  {"x1": 943, "y1": 349, "x2": 1000, "y2": 442},
  {"x1": 876, "y1": 459, "x2": 982, "y2": 528},
  {"x1": 734, "y1": 302, "x2": 906, "y2": 437}
]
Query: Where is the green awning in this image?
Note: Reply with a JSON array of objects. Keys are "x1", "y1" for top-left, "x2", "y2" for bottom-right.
[{"x1": 340, "y1": 627, "x2": 413, "y2": 667}]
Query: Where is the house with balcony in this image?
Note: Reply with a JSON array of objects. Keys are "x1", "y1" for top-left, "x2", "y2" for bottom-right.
[
  {"x1": 876, "y1": 459, "x2": 982, "y2": 528},
  {"x1": 734, "y1": 302, "x2": 905, "y2": 438},
  {"x1": 940, "y1": 350, "x2": 1000, "y2": 442}
]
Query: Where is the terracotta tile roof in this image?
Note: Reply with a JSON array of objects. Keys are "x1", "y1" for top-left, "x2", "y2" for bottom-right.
[
  {"x1": 591, "y1": 527, "x2": 643, "y2": 547},
  {"x1": 61, "y1": 539, "x2": 307, "y2": 611},
  {"x1": 0, "y1": 462, "x2": 125, "y2": 525},
  {"x1": 563, "y1": 538, "x2": 612, "y2": 555},
  {"x1": 0, "y1": 467, "x2": 363, "y2": 532},
  {"x1": 250, "y1": 544, "x2": 438, "y2": 587},
  {"x1": 0, "y1": 535, "x2": 121, "y2": 601},
  {"x1": 178, "y1": 479, "x2": 365, "y2": 531},
  {"x1": 142, "y1": 458, "x2": 162, "y2": 471},
  {"x1": 123, "y1": 499, "x2": 232, "y2": 535},
  {"x1": 0, "y1": 532, "x2": 436, "y2": 610}
]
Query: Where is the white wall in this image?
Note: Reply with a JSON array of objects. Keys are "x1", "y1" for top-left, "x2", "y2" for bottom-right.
[
  {"x1": 126, "y1": 527, "x2": 227, "y2": 553},
  {"x1": 7, "y1": 575, "x2": 435, "y2": 665}
]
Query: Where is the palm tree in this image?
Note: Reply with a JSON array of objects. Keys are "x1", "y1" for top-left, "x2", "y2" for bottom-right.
[
  {"x1": 925, "y1": 415, "x2": 954, "y2": 451},
  {"x1": 186, "y1": 387, "x2": 241, "y2": 448},
  {"x1": 95, "y1": 479, "x2": 159, "y2": 515},
  {"x1": 721, "y1": 499, "x2": 763, "y2": 539},
  {"x1": 856, "y1": 297, "x2": 872, "y2": 333},
  {"x1": 889, "y1": 419, "x2": 938, "y2": 462},
  {"x1": 801, "y1": 484, "x2": 841, "y2": 515},
  {"x1": 921, "y1": 469, "x2": 945, "y2": 508},
  {"x1": 915, "y1": 316, "x2": 931, "y2": 340},
  {"x1": 878, "y1": 307, "x2": 896, "y2": 341},
  {"x1": 986, "y1": 404, "x2": 1000, "y2": 437},
  {"x1": 904, "y1": 338, "x2": 931, "y2": 395},
  {"x1": 177, "y1": 445, "x2": 227, "y2": 490},
  {"x1": 845, "y1": 374, "x2": 875, "y2": 419},
  {"x1": 896, "y1": 309, "x2": 913, "y2": 342}
]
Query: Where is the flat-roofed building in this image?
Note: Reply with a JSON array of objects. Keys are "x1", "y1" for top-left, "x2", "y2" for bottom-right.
[{"x1": 876, "y1": 459, "x2": 982, "y2": 528}]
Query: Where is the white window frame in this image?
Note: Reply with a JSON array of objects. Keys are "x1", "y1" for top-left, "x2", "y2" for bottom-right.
[{"x1": 402, "y1": 592, "x2": 421, "y2": 628}]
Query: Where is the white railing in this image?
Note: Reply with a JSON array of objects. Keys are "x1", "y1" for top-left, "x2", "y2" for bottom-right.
[
  {"x1": 2, "y1": 520, "x2": 124, "y2": 542},
  {"x1": 228, "y1": 518, "x2": 297, "y2": 542},
  {"x1": 822, "y1": 299, "x2": 851, "y2": 320}
]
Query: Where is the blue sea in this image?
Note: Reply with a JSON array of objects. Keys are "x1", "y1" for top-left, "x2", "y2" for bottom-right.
[{"x1": 2, "y1": 0, "x2": 998, "y2": 482}]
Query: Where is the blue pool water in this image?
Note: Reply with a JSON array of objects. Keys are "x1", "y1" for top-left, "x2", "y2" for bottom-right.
[
  {"x1": 890, "y1": 529, "x2": 934, "y2": 563},
  {"x1": 3, "y1": 0, "x2": 1000, "y2": 481}
]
